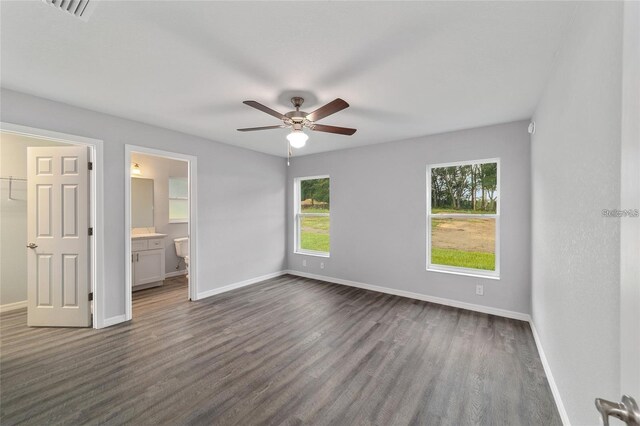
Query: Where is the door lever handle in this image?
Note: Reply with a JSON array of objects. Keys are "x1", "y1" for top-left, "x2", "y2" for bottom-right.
[
  {"x1": 26, "y1": 243, "x2": 38, "y2": 249},
  {"x1": 596, "y1": 395, "x2": 640, "y2": 426}
]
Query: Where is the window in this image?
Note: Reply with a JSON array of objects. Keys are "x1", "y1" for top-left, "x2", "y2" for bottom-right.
[
  {"x1": 427, "y1": 159, "x2": 499, "y2": 278},
  {"x1": 294, "y1": 176, "x2": 330, "y2": 256},
  {"x1": 169, "y1": 176, "x2": 188, "y2": 223}
]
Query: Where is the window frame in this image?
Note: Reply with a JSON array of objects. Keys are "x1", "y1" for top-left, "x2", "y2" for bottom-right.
[
  {"x1": 426, "y1": 158, "x2": 500, "y2": 279},
  {"x1": 294, "y1": 175, "x2": 330, "y2": 258},
  {"x1": 168, "y1": 176, "x2": 189, "y2": 224}
]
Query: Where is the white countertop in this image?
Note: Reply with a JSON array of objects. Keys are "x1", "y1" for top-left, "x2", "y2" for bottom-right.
[{"x1": 132, "y1": 233, "x2": 167, "y2": 240}]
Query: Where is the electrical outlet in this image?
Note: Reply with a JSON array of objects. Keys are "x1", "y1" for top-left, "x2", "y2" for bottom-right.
[
  {"x1": 476, "y1": 284, "x2": 484, "y2": 296},
  {"x1": 320, "y1": 262, "x2": 324, "y2": 269},
  {"x1": 302, "y1": 259, "x2": 307, "y2": 267}
]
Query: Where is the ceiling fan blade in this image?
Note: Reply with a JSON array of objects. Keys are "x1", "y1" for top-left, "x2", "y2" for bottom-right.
[
  {"x1": 310, "y1": 124, "x2": 357, "y2": 136},
  {"x1": 243, "y1": 100, "x2": 288, "y2": 120},
  {"x1": 306, "y1": 98, "x2": 349, "y2": 122},
  {"x1": 237, "y1": 125, "x2": 287, "y2": 132}
]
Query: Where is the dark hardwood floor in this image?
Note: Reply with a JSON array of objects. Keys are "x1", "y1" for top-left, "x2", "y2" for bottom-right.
[{"x1": 0, "y1": 274, "x2": 561, "y2": 425}]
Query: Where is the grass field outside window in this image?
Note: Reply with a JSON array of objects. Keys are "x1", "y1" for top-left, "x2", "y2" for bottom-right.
[
  {"x1": 430, "y1": 218, "x2": 495, "y2": 271},
  {"x1": 300, "y1": 212, "x2": 330, "y2": 252}
]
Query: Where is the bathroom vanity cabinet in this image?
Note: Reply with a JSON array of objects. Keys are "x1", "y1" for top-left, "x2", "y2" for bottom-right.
[{"x1": 132, "y1": 234, "x2": 166, "y2": 291}]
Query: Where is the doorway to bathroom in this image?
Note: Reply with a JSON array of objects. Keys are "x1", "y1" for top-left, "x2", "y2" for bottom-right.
[{"x1": 124, "y1": 145, "x2": 197, "y2": 320}]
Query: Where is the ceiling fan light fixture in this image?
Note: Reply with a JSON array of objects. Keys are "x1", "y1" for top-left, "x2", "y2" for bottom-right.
[{"x1": 287, "y1": 130, "x2": 308, "y2": 148}]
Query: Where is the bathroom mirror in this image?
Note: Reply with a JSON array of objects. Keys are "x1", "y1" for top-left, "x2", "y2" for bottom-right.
[{"x1": 131, "y1": 177, "x2": 154, "y2": 228}]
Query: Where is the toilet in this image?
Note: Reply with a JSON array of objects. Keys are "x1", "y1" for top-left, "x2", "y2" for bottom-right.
[{"x1": 174, "y1": 237, "x2": 189, "y2": 278}]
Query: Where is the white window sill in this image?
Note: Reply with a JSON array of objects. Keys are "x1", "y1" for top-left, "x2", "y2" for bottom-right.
[
  {"x1": 295, "y1": 250, "x2": 330, "y2": 258},
  {"x1": 169, "y1": 219, "x2": 188, "y2": 224},
  {"x1": 427, "y1": 266, "x2": 500, "y2": 280}
]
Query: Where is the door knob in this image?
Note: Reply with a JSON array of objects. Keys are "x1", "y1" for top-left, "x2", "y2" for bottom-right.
[
  {"x1": 595, "y1": 395, "x2": 640, "y2": 426},
  {"x1": 26, "y1": 243, "x2": 38, "y2": 249}
]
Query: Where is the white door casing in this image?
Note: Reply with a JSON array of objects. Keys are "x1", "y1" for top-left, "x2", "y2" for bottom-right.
[
  {"x1": 27, "y1": 146, "x2": 91, "y2": 327},
  {"x1": 124, "y1": 144, "x2": 198, "y2": 321}
]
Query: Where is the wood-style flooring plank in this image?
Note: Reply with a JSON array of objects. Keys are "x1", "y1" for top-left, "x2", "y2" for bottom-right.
[{"x1": 0, "y1": 274, "x2": 561, "y2": 425}]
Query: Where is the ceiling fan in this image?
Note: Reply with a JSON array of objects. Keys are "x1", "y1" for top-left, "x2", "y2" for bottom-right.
[{"x1": 237, "y1": 97, "x2": 357, "y2": 149}]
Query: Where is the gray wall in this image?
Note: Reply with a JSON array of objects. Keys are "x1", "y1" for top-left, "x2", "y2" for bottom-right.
[
  {"x1": 287, "y1": 120, "x2": 532, "y2": 315},
  {"x1": 130, "y1": 152, "x2": 188, "y2": 275},
  {"x1": 0, "y1": 88, "x2": 287, "y2": 322},
  {"x1": 531, "y1": 3, "x2": 623, "y2": 424},
  {"x1": 0, "y1": 134, "x2": 65, "y2": 306}
]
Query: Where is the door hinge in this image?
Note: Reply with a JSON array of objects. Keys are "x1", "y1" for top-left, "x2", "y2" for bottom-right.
[
  {"x1": 88, "y1": 161, "x2": 93, "y2": 171},
  {"x1": 88, "y1": 227, "x2": 93, "y2": 236},
  {"x1": 88, "y1": 292, "x2": 93, "y2": 301}
]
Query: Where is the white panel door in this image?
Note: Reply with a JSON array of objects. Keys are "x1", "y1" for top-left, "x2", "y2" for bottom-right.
[{"x1": 27, "y1": 146, "x2": 91, "y2": 327}]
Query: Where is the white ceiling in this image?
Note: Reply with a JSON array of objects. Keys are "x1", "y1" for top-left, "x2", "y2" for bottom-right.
[{"x1": 1, "y1": 1, "x2": 576, "y2": 157}]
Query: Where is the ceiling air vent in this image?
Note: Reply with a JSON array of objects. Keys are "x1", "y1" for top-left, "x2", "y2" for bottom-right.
[{"x1": 42, "y1": 0, "x2": 97, "y2": 21}]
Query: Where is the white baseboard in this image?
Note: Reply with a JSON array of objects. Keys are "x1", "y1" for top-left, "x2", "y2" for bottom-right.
[
  {"x1": 529, "y1": 320, "x2": 570, "y2": 425},
  {"x1": 195, "y1": 271, "x2": 287, "y2": 300},
  {"x1": 0, "y1": 300, "x2": 27, "y2": 313},
  {"x1": 165, "y1": 270, "x2": 187, "y2": 278},
  {"x1": 285, "y1": 270, "x2": 531, "y2": 322},
  {"x1": 102, "y1": 314, "x2": 127, "y2": 328}
]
